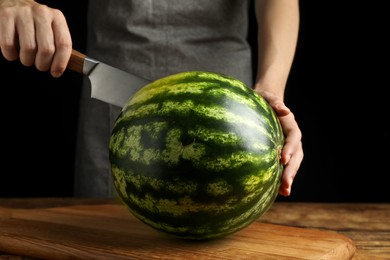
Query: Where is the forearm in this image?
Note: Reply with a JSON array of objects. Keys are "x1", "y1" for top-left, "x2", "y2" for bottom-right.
[{"x1": 254, "y1": 0, "x2": 300, "y2": 100}]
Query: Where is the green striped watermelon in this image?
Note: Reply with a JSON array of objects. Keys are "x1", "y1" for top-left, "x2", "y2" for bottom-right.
[{"x1": 109, "y1": 71, "x2": 284, "y2": 240}]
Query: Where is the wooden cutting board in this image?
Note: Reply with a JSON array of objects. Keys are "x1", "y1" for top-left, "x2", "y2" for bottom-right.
[{"x1": 0, "y1": 199, "x2": 356, "y2": 259}]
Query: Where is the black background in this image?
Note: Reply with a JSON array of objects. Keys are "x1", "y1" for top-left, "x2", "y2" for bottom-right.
[{"x1": 1, "y1": 1, "x2": 388, "y2": 202}]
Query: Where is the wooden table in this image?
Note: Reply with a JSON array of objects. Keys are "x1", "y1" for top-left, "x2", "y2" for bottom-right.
[
  {"x1": 0, "y1": 198, "x2": 388, "y2": 259},
  {"x1": 263, "y1": 202, "x2": 390, "y2": 259}
]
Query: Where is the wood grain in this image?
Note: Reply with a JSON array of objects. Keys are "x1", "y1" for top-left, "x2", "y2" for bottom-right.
[
  {"x1": 67, "y1": 49, "x2": 87, "y2": 74},
  {"x1": 0, "y1": 199, "x2": 357, "y2": 259},
  {"x1": 262, "y1": 202, "x2": 390, "y2": 259}
]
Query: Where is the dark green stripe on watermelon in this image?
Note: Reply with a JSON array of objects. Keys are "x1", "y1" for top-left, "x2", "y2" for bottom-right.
[{"x1": 113, "y1": 166, "x2": 280, "y2": 240}]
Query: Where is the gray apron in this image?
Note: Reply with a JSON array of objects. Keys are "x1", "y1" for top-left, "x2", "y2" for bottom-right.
[{"x1": 74, "y1": 0, "x2": 253, "y2": 197}]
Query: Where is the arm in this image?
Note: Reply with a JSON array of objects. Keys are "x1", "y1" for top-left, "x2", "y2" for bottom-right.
[
  {"x1": 0, "y1": 0, "x2": 72, "y2": 77},
  {"x1": 254, "y1": 0, "x2": 303, "y2": 196}
]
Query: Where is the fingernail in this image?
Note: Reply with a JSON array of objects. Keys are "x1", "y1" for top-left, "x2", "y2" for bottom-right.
[
  {"x1": 52, "y1": 71, "x2": 62, "y2": 78},
  {"x1": 282, "y1": 155, "x2": 290, "y2": 165}
]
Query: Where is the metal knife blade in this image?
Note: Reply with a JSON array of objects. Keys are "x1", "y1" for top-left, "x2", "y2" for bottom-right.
[{"x1": 67, "y1": 49, "x2": 151, "y2": 107}]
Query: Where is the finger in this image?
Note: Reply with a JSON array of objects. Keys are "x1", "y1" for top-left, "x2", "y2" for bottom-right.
[
  {"x1": 50, "y1": 9, "x2": 72, "y2": 78},
  {"x1": 278, "y1": 173, "x2": 293, "y2": 196},
  {"x1": 278, "y1": 165, "x2": 294, "y2": 196},
  {"x1": 272, "y1": 101, "x2": 290, "y2": 117},
  {"x1": 255, "y1": 89, "x2": 290, "y2": 116},
  {"x1": 278, "y1": 112, "x2": 302, "y2": 164},
  {"x1": 265, "y1": 96, "x2": 290, "y2": 117},
  {"x1": 280, "y1": 130, "x2": 302, "y2": 165},
  {"x1": 0, "y1": 8, "x2": 19, "y2": 61},
  {"x1": 33, "y1": 5, "x2": 56, "y2": 72},
  {"x1": 278, "y1": 149, "x2": 303, "y2": 196},
  {"x1": 15, "y1": 8, "x2": 37, "y2": 66}
]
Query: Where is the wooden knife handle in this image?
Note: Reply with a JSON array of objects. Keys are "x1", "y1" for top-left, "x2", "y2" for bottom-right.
[{"x1": 67, "y1": 49, "x2": 86, "y2": 74}]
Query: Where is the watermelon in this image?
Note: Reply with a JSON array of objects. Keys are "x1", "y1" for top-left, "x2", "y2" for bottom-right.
[{"x1": 109, "y1": 71, "x2": 284, "y2": 240}]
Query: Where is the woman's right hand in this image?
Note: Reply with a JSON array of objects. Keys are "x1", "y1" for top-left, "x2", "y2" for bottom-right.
[{"x1": 0, "y1": 0, "x2": 72, "y2": 78}]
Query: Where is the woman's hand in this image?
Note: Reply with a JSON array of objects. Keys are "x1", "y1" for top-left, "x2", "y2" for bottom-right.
[
  {"x1": 0, "y1": 0, "x2": 72, "y2": 77},
  {"x1": 256, "y1": 89, "x2": 304, "y2": 196}
]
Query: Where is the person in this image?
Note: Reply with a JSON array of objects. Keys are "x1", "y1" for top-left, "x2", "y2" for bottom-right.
[{"x1": 0, "y1": 0, "x2": 303, "y2": 198}]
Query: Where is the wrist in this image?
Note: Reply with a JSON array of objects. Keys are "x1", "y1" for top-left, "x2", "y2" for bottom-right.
[{"x1": 253, "y1": 81, "x2": 285, "y2": 101}]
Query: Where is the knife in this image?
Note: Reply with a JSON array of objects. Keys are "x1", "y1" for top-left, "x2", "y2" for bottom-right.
[{"x1": 67, "y1": 49, "x2": 152, "y2": 107}]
